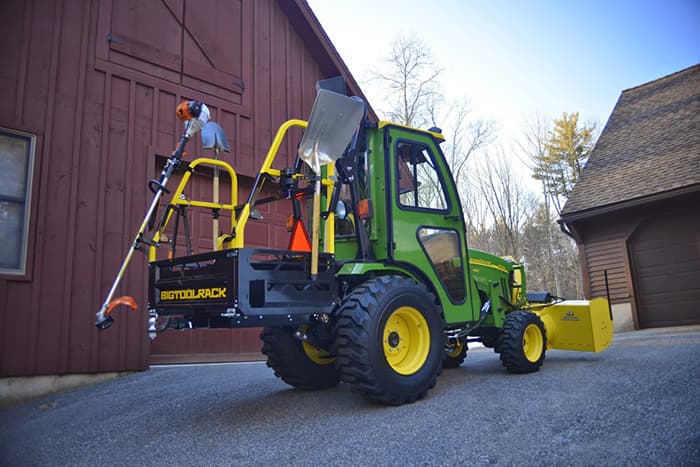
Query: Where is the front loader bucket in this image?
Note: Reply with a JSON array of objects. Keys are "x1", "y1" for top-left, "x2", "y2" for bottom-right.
[{"x1": 532, "y1": 298, "x2": 613, "y2": 352}]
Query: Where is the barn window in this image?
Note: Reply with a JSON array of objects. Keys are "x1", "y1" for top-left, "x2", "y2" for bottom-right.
[{"x1": 0, "y1": 129, "x2": 36, "y2": 275}]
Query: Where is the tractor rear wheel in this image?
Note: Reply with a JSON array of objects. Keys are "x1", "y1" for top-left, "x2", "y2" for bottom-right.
[
  {"x1": 443, "y1": 339, "x2": 467, "y2": 368},
  {"x1": 260, "y1": 326, "x2": 340, "y2": 390},
  {"x1": 495, "y1": 311, "x2": 546, "y2": 373},
  {"x1": 333, "y1": 276, "x2": 445, "y2": 405}
]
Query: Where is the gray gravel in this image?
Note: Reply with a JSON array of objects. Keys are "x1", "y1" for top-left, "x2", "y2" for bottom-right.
[{"x1": 1, "y1": 325, "x2": 699, "y2": 466}]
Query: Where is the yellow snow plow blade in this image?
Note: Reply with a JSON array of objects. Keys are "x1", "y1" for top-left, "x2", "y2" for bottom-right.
[{"x1": 532, "y1": 298, "x2": 613, "y2": 352}]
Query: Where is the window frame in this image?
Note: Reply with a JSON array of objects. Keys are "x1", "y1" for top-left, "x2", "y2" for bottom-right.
[
  {"x1": 0, "y1": 127, "x2": 38, "y2": 278},
  {"x1": 394, "y1": 138, "x2": 451, "y2": 214}
]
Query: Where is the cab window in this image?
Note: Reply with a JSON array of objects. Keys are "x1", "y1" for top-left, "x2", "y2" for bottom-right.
[
  {"x1": 418, "y1": 227, "x2": 466, "y2": 302},
  {"x1": 396, "y1": 142, "x2": 447, "y2": 211}
]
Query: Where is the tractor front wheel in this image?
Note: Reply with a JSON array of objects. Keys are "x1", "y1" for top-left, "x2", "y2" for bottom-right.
[
  {"x1": 260, "y1": 326, "x2": 340, "y2": 390},
  {"x1": 443, "y1": 339, "x2": 467, "y2": 368},
  {"x1": 333, "y1": 276, "x2": 445, "y2": 405},
  {"x1": 495, "y1": 311, "x2": 547, "y2": 373}
]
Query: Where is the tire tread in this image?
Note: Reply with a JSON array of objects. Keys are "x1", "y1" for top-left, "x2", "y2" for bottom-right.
[
  {"x1": 333, "y1": 276, "x2": 443, "y2": 405},
  {"x1": 495, "y1": 311, "x2": 547, "y2": 374},
  {"x1": 261, "y1": 327, "x2": 341, "y2": 390}
]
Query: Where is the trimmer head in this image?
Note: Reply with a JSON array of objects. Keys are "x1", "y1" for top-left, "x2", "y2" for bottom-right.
[
  {"x1": 95, "y1": 296, "x2": 137, "y2": 330},
  {"x1": 95, "y1": 314, "x2": 114, "y2": 330}
]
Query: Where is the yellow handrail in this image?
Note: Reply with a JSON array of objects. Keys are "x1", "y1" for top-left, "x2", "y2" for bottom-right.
[
  {"x1": 149, "y1": 119, "x2": 321, "y2": 256},
  {"x1": 231, "y1": 119, "x2": 308, "y2": 248},
  {"x1": 260, "y1": 119, "x2": 308, "y2": 174},
  {"x1": 149, "y1": 158, "x2": 238, "y2": 261},
  {"x1": 324, "y1": 163, "x2": 335, "y2": 254}
]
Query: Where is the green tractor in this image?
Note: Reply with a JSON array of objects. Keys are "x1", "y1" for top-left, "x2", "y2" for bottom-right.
[{"x1": 97, "y1": 79, "x2": 612, "y2": 405}]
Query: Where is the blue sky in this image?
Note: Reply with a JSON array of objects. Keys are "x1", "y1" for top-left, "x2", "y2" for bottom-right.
[{"x1": 307, "y1": 0, "x2": 700, "y2": 144}]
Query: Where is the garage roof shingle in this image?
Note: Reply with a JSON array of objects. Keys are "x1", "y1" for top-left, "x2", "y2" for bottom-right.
[{"x1": 561, "y1": 64, "x2": 700, "y2": 218}]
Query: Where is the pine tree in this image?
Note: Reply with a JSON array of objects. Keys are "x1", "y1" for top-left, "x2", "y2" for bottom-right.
[{"x1": 532, "y1": 112, "x2": 594, "y2": 214}]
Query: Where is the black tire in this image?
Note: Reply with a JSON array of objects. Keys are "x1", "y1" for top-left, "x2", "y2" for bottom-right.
[
  {"x1": 495, "y1": 311, "x2": 547, "y2": 373},
  {"x1": 332, "y1": 276, "x2": 445, "y2": 405},
  {"x1": 260, "y1": 326, "x2": 341, "y2": 390},
  {"x1": 443, "y1": 339, "x2": 467, "y2": 369},
  {"x1": 481, "y1": 335, "x2": 497, "y2": 349}
]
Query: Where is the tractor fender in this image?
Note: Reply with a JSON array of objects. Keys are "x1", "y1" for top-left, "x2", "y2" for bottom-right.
[{"x1": 337, "y1": 261, "x2": 442, "y2": 308}]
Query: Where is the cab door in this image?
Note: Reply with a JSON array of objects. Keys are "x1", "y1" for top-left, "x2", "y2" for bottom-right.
[{"x1": 385, "y1": 125, "x2": 476, "y2": 324}]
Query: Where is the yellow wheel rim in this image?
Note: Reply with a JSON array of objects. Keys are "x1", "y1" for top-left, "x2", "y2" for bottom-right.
[
  {"x1": 300, "y1": 326, "x2": 335, "y2": 365},
  {"x1": 523, "y1": 323, "x2": 544, "y2": 363},
  {"x1": 302, "y1": 341, "x2": 335, "y2": 365},
  {"x1": 447, "y1": 339, "x2": 464, "y2": 358},
  {"x1": 383, "y1": 306, "x2": 430, "y2": 375}
]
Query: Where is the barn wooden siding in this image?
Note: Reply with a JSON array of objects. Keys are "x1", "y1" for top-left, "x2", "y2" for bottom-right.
[{"x1": 0, "y1": 0, "x2": 332, "y2": 376}]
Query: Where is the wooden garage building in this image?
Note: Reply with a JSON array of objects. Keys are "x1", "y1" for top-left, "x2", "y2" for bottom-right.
[
  {"x1": 0, "y1": 0, "x2": 372, "y2": 376},
  {"x1": 559, "y1": 64, "x2": 700, "y2": 331}
]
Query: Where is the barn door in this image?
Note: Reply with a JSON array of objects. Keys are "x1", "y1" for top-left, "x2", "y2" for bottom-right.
[
  {"x1": 101, "y1": 0, "x2": 183, "y2": 75},
  {"x1": 99, "y1": 0, "x2": 250, "y2": 104},
  {"x1": 183, "y1": 0, "x2": 247, "y2": 98},
  {"x1": 96, "y1": 0, "x2": 257, "y2": 363}
]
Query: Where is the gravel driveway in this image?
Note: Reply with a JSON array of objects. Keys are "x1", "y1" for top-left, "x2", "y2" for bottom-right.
[{"x1": 1, "y1": 325, "x2": 698, "y2": 466}]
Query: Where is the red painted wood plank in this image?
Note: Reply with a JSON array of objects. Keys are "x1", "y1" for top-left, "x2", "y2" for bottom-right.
[
  {"x1": 30, "y1": 0, "x2": 64, "y2": 375},
  {"x1": 61, "y1": 0, "x2": 91, "y2": 374}
]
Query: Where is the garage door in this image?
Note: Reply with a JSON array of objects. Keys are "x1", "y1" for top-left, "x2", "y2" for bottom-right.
[{"x1": 629, "y1": 208, "x2": 700, "y2": 328}]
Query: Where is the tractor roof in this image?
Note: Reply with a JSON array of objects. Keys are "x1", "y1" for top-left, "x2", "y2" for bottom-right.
[{"x1": 378, "y1": 121, "x2": 446, "y2": 142}]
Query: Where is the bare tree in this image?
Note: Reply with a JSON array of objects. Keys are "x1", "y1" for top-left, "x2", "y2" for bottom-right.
[
  {"x1": 518, "y1": 113, "x2": 593, "y2": 298},
  {"x1": 517, "y1": 114, "x2": 562, "y2": 295},
  {"x1": 441, "y1": 98, "x2": 497, "y2": 186},
  {"x1": 371, "y1": 33, "x2": 497, "y2": 223},
  {"x1": 467, "y1": 148, "x2": 537, "y2": 258},
  {"x1": 521, "y1": 203, "x2": 581, "y2": 297},
  {"x1": 462, "y1": 188, "x2": 491, "y2": 251},
  {"x1": 369, "y1": 34, "x2": 442, "y2": 128},
  {"x1": 517, "y1": 112, "x2": 549, "y2": 174}
]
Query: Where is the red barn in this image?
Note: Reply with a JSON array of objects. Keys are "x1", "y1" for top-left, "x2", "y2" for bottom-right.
[{"x1": 0, "y1": 0, "x2": 372, "y2": 379}]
